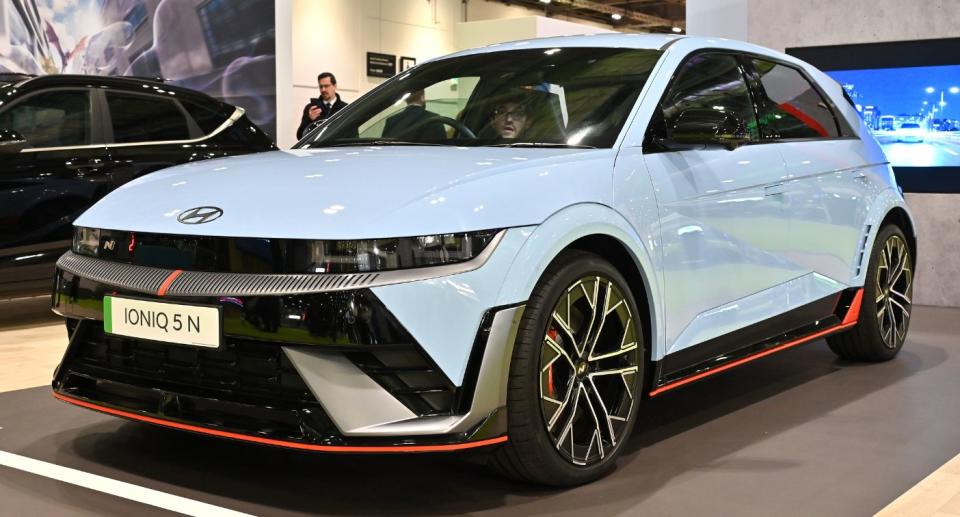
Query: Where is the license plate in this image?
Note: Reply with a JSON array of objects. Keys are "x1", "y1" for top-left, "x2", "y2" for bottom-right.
[{"x1": 104, "y1": 296, "x2": 221, "y2": 348}]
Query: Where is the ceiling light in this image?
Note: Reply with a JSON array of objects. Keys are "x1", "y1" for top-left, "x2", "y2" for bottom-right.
[
  {"x1": 611, "y1": 13, "x2": 622, "y2": 21},
  {"x1": 539, "y1": 0, "x2": 551, "y2": 3},
  {"x1": 672, "y1": 26, "x2": 682, "y2": 33}
]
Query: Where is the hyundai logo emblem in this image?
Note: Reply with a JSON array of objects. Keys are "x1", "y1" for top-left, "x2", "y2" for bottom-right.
[{"x1": 177, "y1": 206, "x2": 223, "y2": 224}]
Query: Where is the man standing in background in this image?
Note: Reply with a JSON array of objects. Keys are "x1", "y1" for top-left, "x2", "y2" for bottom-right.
[{"x1": 297, "y1": 72, "x2": 348, "y2": 139}]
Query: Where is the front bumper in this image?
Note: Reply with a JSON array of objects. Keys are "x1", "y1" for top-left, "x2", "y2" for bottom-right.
[{"x1": 51, "y1": 230, "x2": 530, "y2": 451}]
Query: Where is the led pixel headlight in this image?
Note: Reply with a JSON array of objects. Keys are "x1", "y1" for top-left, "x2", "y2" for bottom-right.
[
  {"x1": 305, "y1": 230, "x2": 500, "y2": 273},
  {"x1": 72, "y1": 226, "x2": 502, "y2": 274}
]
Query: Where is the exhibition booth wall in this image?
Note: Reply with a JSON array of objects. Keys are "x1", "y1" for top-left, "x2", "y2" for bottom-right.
[
  {"x1": 687, "y1": 0, "x2": 960, "y2": 308},
  {"x1": 0, "y1": 0, "x2": 279, "y2": 138}
]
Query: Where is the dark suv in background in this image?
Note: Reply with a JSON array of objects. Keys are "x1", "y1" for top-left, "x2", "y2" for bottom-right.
[{"x1": 0, "y1": 74, "x2": 275, "y2": 298}]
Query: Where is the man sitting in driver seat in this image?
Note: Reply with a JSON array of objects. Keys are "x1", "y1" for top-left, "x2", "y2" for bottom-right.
[
  {"x1": 382, "y1": 89, "x2": 447, "y2": 141},
  {"x1": 490, "y1": 98, "x2": 529, "y2": 140}
]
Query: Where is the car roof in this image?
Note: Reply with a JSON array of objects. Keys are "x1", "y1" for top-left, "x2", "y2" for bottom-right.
[
  {"x1": 432, "y1": 33, "x2": 801, "y2": 67},
  {"x1": 9, "y1": 74, "x2": 217, "y2": 103}
]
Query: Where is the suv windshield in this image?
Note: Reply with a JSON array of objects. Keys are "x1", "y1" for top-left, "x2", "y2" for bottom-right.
[{"x1": 297, "y1": 47, "x2": 662, "y2": 149}]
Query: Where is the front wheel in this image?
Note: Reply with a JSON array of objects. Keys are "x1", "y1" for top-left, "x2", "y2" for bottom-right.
[
  {"x1": 827, "y1": 225, "x2": 914, "y2": 361},
  {"x1": 488, "y1": 250, "x2": 644, "y2": 486}
]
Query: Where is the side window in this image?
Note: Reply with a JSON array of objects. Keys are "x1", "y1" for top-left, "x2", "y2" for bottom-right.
[
  {"x1": 181, "y1": 99, "x2": 230, "y2": 134},
  {"x1": 106, "y1": 92, "x2": 190, "y2": 143},
  {"x1": 661, "y1": 53, "x2": 760, "y2": 141},
  {"x1": 750, "y1": 59, "x2": 840, "y2": 139},
  {"x1": 0, "y1": 89, "x2": 91, "y2": 148}
]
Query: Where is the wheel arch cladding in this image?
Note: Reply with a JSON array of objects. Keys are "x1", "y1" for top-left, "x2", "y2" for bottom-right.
[
  {"x1": 880, "y1": 206, "x2": 917, "y2": 262},
  {"x1": 494, "y1": 203, "x2": 663, "y2": 363},
  {"x1": 855, "y1": 189, "x2": 916, "y2": 286}
]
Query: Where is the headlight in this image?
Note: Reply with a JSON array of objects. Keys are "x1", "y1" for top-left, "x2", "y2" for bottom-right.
[
  {"x1": 71, "y1": 226, "x2": 502, "y2": 274},
  {"x1": 307, "y1": 230, "x2": 501, "y2": 273},
  {"x1": 73, "y1": 226, "x2": 100, "y2": 256}
]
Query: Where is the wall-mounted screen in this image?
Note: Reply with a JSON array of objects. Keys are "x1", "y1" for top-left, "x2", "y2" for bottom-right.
[
  {"x1": 826, "y1": 65, "x2": 960, "y2": 168},
  {"x1": 788, "y1": 38, "x2": 960, "y2": 193}
]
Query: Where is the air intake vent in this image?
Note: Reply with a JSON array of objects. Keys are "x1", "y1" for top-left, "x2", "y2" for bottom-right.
[{"x1": 855, "y1": 225, "x2": 872, "y2": 277}]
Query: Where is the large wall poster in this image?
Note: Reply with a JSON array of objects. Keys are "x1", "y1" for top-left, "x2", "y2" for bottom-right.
[{"x1": 0, "y1": 0, "x2": 277, "y2": 138}]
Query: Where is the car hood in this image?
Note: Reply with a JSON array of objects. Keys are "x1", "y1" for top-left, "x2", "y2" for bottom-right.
[{"x1": 76, "y1": 147, "x2": 616, "y2": 239}]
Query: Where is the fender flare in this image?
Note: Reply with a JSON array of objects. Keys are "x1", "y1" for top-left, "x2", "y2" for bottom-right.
[
  {"x1": 494, "y1": 203, "x2": 665, "y2": 358},
  {"x1": 854, "y1": 188, "x2": 916, "y2": 286}
]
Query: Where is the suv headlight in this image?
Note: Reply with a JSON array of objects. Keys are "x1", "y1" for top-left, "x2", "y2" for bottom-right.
[
  {"x1": 72, "y1": 226, "x2": 503, "y2": 274},
  {"x1": 306, "y1": 230, "x2": 501, "y2": 273}
]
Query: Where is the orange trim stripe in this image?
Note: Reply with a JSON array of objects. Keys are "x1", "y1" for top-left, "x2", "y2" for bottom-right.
[
  {"x1": 649, "y1": 289, "x2": 863, "y2": 397},
  {"x1": 842, "y1": 288, "x2": 864, "y2": 326},
  {"x1": 156, "y1": 270, "x2": 183, "y2": 297},
  {"x1": 52, "y1": 392, "x2": 507, "y2": 453},
  {"x1": 649, "y1": 321, "x2": 856, "y2": 397}
]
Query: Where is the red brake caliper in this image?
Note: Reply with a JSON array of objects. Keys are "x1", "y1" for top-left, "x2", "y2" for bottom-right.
[{"x1": 547, "y1": 328, "x2": 558, "y2": 398}]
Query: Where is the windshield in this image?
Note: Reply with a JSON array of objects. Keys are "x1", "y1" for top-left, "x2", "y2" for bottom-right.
[{"x1": 297, "y1": 47, "x2": 662, "y2": 149}]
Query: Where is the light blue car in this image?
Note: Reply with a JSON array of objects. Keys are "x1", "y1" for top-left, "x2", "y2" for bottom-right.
[{"x1": 52, "y1": 34, "x2": 915, "y2": 486}]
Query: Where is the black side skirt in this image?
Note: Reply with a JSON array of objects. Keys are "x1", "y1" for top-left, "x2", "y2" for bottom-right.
[{"x1": 650, "y1": 288, "x2": 862, "y2": 396}]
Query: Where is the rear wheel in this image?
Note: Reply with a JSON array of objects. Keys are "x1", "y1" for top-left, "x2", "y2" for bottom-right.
[
  {"x1": 488, "y1": 250, "x2": 644, "y2": 486},
  {"x1": 827, "y1": 225, "x2": 913, "y2": 361}
]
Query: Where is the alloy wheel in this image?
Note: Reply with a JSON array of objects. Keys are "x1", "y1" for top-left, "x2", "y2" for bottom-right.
[
  {"x1": 539, "y1": 276, "x2": 640, "y2": 466},
  {"x1": 875, "y1": 234, "x2": 913, "y2": 349}
]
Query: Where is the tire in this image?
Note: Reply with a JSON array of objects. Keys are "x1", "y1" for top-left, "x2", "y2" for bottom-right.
[
  {"x1": 487, "y1": 250, "x2": 645, "y2": 486},
  {"x1": 827, "y1": 224, "x2": 914, "y2": 361}
]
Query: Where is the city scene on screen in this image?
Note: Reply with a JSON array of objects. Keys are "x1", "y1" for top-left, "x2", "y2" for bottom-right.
[{"x1": 827, "y1": 64, "x2": 960, "y2": 167}]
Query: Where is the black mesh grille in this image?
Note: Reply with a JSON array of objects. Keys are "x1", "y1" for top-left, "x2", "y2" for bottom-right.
[
  {"x1": 71, "y1": 325, "x2": 314, "y2": 406},
  {"x1": 345, "y1": 349, "x2": 456, "y2": 416}
]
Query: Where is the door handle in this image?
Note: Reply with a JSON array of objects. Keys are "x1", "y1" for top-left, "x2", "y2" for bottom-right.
[
  {"x1": 764, "y1": 183, "x2": 787, "y2": 196},
  {"x1": 852, "y1": 170, "x2": 868, "y2": 181},
  {"x1": 65, "y1": 158, "x2": 104, "y2": 173}
]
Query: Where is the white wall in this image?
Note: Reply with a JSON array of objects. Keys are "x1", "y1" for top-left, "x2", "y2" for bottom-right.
[
  {"x1": 455, "y1": 15, "x2": 612, "y2": 53},
  {"x1": 685, "y1": 0, "x2": 747, "y2": 40},
  {"x1": 687, "y1": 0, "x2": 960, "y2": 307},
  {"x1": 277, "y1": 0, "x2": 616, "y2": 148}
]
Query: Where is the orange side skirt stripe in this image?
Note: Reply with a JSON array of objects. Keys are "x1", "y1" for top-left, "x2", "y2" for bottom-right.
[
  {"x1": 52, "y1": 392, "x2": 508, "y2": 453},
  {"x1": 648, "y1": 288, "x2": 863, "y2": 397}
]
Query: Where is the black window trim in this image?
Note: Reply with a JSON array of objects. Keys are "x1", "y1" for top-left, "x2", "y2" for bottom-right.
[
  {"x1": 101, "y1": 88, "x2": 204, "y2": 145},
  {"x1": 643, "y1": 48, "x2": 860, "y2": 155},
  {"x1": 739, "y1": 54, "x2": 856, "y2": 141},
  {"x1": 0, "y1": 86, "x2": 103, "y2": 151}
]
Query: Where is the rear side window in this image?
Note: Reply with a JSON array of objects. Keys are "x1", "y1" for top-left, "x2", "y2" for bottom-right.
[
  {"x1": 750, "y1": 59, "x2": 840, "y2": 139},
  {"x1": 106, "y1": 92, "x2": 190, "y2": 143},
  {"x1": 181, "y1": 99, "x2": 230, "y2": 134},
  {"x1": 661, "y1": 53, "x2": 760, "y2": 141},
  {"x1": 0, "y1": 89, "x2": 91, "y2": 148}
]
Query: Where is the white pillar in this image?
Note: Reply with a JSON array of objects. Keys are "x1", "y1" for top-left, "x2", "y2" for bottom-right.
[
  {"x1": 274, "y1": 0, "x2": 294, "y2": 149},
  {"x1": 686, "y1": 0, "x2": 748, "y2": 41}
]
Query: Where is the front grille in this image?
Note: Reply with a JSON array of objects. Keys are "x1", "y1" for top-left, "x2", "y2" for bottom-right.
[
  {"x1": 71, "y1": 325, "x2": 314, "y2": 407},
  {"x1": 58, "y1": 322, "x2": 343, "y2": 444}
]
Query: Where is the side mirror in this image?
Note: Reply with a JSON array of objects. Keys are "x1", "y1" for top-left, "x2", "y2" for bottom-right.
[
  {"x1": 669, "y1": 108, "x2": 749, "y2": 150},
  {"x1": 0, "y1": 128, "x2": 27, "y2": 155}
]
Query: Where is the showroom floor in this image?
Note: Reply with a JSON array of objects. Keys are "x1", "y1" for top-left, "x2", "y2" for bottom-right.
[{"x1": 1, "y1": 298, "x2": 959, "y2": 516}]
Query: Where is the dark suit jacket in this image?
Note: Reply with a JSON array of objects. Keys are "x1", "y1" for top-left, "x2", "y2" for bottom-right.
[
  {"x1": 297, "y1": 94, "x2": 348, "y2": 139},
  {"x1": 382, "y1": 105, "x2": 446, "y2": 141}
]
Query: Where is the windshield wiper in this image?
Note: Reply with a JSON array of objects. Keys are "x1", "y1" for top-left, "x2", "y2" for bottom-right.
[
  {"x1": 318, "y1": 140, "x2": 449, "y2": 147},
  {"x1": 489, "y1": 142, "x2": 598, "y2": 149}
]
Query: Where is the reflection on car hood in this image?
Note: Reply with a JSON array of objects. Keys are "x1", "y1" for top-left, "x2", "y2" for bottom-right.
[{"x1": 76, "y1": 147, "x2": 616, "y2": 239}]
